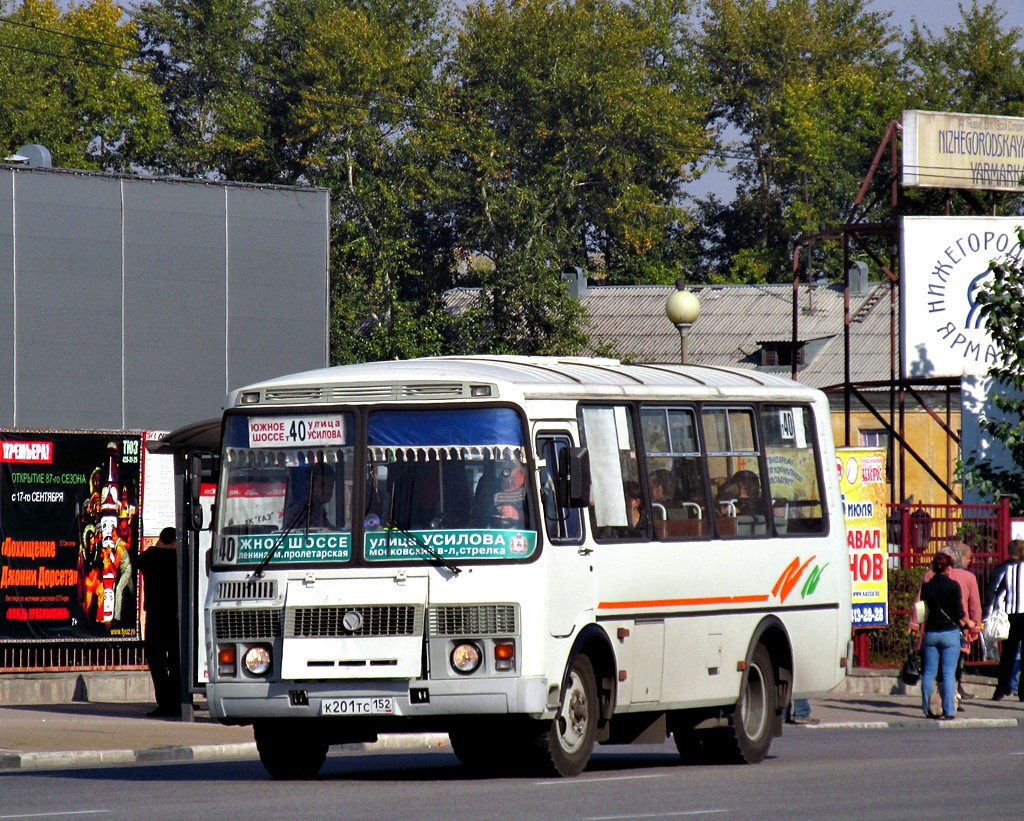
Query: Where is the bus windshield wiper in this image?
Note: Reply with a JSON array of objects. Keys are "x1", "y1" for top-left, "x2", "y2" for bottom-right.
[
  {"x1": 251, "y1": 501, "x2": 310, "y2": 579},
  {"x1": 385, "y1": 519, "x2": 461, "y2": 576}
]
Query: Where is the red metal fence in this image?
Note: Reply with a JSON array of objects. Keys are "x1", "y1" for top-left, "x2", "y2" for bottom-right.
[
  {"x1": 856, "y1": 499, "x2": 1012, "y2": 669},
  {"x1": 0, "y1": 640, "x2": 145, "y2": 673}
]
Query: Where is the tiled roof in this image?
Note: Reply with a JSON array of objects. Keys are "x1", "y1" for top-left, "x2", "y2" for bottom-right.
[{"x1": 444, "y1": 281, "x2": 894, "y2": 390}]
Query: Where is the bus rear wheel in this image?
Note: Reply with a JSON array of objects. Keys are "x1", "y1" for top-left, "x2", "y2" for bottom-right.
[
  {"x1": 522, "y1": 654, "x2": 598, "y2": 777},
  {"x1": 718, "y1": 644, "x2": 777, "y2": 764},
  {"x1": 254, "y1": 720, "x2": 329, "y2": 779}
]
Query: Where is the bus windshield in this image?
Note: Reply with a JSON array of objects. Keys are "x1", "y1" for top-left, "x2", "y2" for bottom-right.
[
  {"x1": 214, "y1": 412, "x2": 355, "y2": 567},
  {"x1": 362, "y1": 407, "x2": 536, "y2": 563},
  {"x1": 212, "y1": 406, "x2": 536, "y2": 568}
]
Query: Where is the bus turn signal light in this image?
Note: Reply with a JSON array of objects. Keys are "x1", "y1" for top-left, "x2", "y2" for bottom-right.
[
  {"x1": 494, "y1": 642, "x2": 515, "y2": 671},
  {"x1": 218, "y1": 646, "x2": 237, "y2": 676}
]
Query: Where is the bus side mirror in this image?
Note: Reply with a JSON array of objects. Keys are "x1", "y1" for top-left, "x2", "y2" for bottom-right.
[{"x1": 564, "y1": 447, "x2": 590, "y2": 508}]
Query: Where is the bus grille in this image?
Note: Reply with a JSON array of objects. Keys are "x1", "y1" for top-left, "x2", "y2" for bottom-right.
[
  {"x1": 428, "y1": 605, "x2": 517, "y2": 636},
  {"x1": 216, "y1": 580, "x2": 277, "y2": 600},
  {"x1": 286, "y1": 605, "x2": 422, "y2": 637},
  {"x1": 214, "y1": 608, "x2": 282, "y2": 640}
]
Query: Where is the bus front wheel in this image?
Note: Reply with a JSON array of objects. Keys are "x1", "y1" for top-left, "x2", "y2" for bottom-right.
[
  {"x1": 254, "y1": 720, "x2": 329, "y2": 779},
  {"x1": 524, "y1": 653, "x2": 598, "y2": 777}
]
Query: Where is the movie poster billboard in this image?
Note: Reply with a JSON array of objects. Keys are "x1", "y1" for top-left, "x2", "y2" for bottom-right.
[
  {"x1": 838, "y1": 447, "x2": 889, "y2": 628},
  {"x1": 0, "y1": 432, "x2": 142, "y2": 640}
]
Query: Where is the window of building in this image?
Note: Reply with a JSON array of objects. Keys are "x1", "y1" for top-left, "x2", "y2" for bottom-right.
[{"x1": 859, "y1": 429, "x2": 890, "y2": 449}]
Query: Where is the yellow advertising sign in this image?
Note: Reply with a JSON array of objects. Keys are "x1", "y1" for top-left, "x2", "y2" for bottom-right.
[{"x1": 837, "y1": 447, "x2": 889, "y2": 628}]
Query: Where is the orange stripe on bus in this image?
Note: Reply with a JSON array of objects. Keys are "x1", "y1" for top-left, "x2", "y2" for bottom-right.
[{"x1": 598, "y1": 595, "x2": 770, "y2": 610}]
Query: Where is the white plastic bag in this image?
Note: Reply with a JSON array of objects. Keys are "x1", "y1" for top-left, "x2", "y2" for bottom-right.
[{"x1": 984, "y1": 609, "x2": 1010, "y2": 641}]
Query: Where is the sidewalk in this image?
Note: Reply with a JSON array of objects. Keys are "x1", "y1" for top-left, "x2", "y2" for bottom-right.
[{"x1": 1, "y1": 671, "x2": 1022, "y2": 772}]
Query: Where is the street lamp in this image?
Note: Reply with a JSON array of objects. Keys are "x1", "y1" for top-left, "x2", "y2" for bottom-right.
[{"x1": 665, "y1": 277, "x2": 701, "y2": 364}]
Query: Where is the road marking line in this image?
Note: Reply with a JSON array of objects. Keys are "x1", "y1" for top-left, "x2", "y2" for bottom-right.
[
  {"x1": 534, "y1": 773, "x2": 665, "y2": 786},
  {"x1": 586, "y1": 811, "x2": 728, "y2": 819},
  {"x1": 0, "y1": 812, "x2": 109, "y2": 820}
]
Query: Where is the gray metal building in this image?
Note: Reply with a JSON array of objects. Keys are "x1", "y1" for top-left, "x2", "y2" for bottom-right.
[{"x1": 0, "y1": 166, "x2": 329, "y2": 431}]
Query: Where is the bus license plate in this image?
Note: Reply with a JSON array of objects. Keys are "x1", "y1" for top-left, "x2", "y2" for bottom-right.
[{"x1": 320, "y1": 697, "x2": 394, "y2": 716}]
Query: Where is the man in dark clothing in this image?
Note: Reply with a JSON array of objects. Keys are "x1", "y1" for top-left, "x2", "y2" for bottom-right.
[
  {"x1": 988, "y1": 539, "x2": 1024, "y2": 701},
  {"x1": 138, "y1": 527, "x2": 180, "y2": 718}
]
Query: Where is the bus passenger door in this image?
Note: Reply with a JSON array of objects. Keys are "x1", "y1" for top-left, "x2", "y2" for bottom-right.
[{"x1": 535, "y1": 430, "x2": 594, "y2": 636}]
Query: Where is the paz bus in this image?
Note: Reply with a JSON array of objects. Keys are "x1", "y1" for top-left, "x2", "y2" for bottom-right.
[{"x1": 204, "y1": 356, "x2": 851, "y2": 778}]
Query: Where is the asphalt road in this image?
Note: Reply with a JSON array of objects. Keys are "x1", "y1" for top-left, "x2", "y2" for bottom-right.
[{"x1": 2, "y1": 726, "x2": 1021, "y2": 820}]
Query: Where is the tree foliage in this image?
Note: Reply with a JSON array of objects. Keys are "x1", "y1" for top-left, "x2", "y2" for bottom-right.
[
  {"x1": 4, "y1": 0, "x2": 1024, "y2": 367},
  {"x1": 695, "y1": 0, "x2": 906, "y2": 283},
  {"x1": 134, "y1": 0, "x2": 264, "y2": 178},
  {"x1": 0, "y1": 0, "x2": 167, "y2": 169},
  {"x1": 904, "y1": 1, "x2": 1024, "y2": 117},
  {"x1": 900, "y1": 1, "x2": 1024, "y2": 217},
  {"x1": 273, "y1": 0, "x2": 456, "y2": 363},
  {"x1": 444, "y1": 0, "x2": 712, "y2": 352}
]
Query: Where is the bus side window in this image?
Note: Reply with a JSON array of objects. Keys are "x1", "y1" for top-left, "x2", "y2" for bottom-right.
[
  {"x1": 640, "y1": 406, "x2": 709, "y2": 540},
  {"x1": 761, "y1": 405, "x2": 826, "y2": 535},
  {"x1": 703, "y1": 407, "x2": 768, "y2": 538},
  {"x1": 536, "y1": 435, "x2": 582, "y2": 542},
  {"x1": 579, "y1": 405, "x2": 643, "y2": 541}
]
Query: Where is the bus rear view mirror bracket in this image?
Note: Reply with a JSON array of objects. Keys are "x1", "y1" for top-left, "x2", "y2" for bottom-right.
[{"x1": 565, "y1": 446, "x2": 590, "y2": 508}]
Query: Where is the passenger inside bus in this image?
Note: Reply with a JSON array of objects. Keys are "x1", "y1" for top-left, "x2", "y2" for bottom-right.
[
  {"x1": 716, "y1": 469, "x2": 767, "y2": 536},
  {"x1": 648, "y1": 468, "x2": 679, "y2": 520},
  {"x1": 731, "y1": 470, "x2": 763, "y2": 516},
  {"x1": 623, "y1": 480, "x2": 646, "y2": 533},
  {"x1": 493, "y1": 464, "x2": 527, "y2": 526},
  {"x1": 284, "y1": 463, "x2": 336, "y2": 530}
]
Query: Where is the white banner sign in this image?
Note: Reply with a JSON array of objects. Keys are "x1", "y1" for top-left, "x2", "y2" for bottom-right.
[
  {"x1": 903, "y1": 109, "x2": 1024, "y2": 192},
  {"x1": 900, "y1": 216, "x2": 1024, "y2": 378},
  {"x1": 247, "y1": 416, "x2": 348, "y2": 448}
]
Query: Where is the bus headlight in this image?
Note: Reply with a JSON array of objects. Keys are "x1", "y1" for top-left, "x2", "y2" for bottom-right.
[
  {"x1": 243, "y1": 645, "x2": 272, "y2": 676},
  {"x1": 450, "y1": 642, "x2": 482, "y2": 674}
]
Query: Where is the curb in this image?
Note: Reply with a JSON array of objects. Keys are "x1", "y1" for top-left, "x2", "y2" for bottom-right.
[
  {"x1": 0, "y1": 734, "x2": 450, "y2": 772},
  {"x1": 798, "y1": 717, "x2": 1024, "y2": 730}
]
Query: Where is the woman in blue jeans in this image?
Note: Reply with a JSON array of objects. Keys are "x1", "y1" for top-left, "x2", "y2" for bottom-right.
[{"x1": 916, "y1": 552, "x2": 975, "y2": 719}]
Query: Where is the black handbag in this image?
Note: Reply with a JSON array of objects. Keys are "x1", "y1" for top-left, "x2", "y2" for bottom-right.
[{"x1": 901, "y1": 647, "x2": 921, "y2": 686}]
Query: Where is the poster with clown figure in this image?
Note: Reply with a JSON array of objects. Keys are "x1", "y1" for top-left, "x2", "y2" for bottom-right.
[{"x1": 0, "y1": 432, "x2": 142, "y2": 640}]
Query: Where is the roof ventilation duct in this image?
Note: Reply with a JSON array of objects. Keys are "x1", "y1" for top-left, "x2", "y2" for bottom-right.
[{"x1": 8, "y1": 144, "x2": 53, "y2": 167}]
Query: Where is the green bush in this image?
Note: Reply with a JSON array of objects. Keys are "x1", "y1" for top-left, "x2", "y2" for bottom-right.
[{"x1": 866, "y1": 565, "x2": 928, "y2": 666}]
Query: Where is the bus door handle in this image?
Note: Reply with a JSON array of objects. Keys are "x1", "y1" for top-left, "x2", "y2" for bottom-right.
[{"x1": 578, "y1": 546, "x2": 593, "y2": 556}]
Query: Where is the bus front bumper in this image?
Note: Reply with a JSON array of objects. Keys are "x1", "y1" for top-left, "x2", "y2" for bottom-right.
[{"x1": 207, "y1": 675, "x2": 554, "y2": 724}]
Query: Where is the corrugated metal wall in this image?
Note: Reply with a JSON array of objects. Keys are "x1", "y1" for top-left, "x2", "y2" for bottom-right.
[{"x1": 0, "y1": 167, "x2": 330, "y2": 433}]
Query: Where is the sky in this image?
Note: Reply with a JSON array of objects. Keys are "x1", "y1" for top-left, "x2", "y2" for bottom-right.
[{"x1": 881, "y1": 0, "x2": 1024, "y2": 33}]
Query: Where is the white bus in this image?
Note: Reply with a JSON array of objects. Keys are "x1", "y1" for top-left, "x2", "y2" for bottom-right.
[{"x1": 204, "y1": 356, "x2": 851, "y2": 779}]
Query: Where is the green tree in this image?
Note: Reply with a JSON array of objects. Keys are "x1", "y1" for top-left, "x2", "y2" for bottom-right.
[
  {"x1": 903, "y1": 1, "x2": 1024, "y2": 117},
  {"x1": 901, "y1": 1, "x2": 1024, "y2": 217},
  {"x1": 445, "y1": 0, "x2": 712, "y2": 353},
  {"x1": 696, "y1": 0, "x2": 907, "y2": 283},
  {"x1": 0, "y1": 0, "x2": 167, "y2": 170},
  {"x1": 134, "y1": 0, "x2": 264, "y2": 179},
  {"x1": 959, "y1": 230, "x2": 1024, "y2": 514},
  {"x1": 273, "y1": 0, "x2": 456, "y2": 363}
]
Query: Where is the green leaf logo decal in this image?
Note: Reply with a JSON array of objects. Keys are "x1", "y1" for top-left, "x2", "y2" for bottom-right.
[{"x1": 800, "y1": 563, "x2": 828, "y2": 598}]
